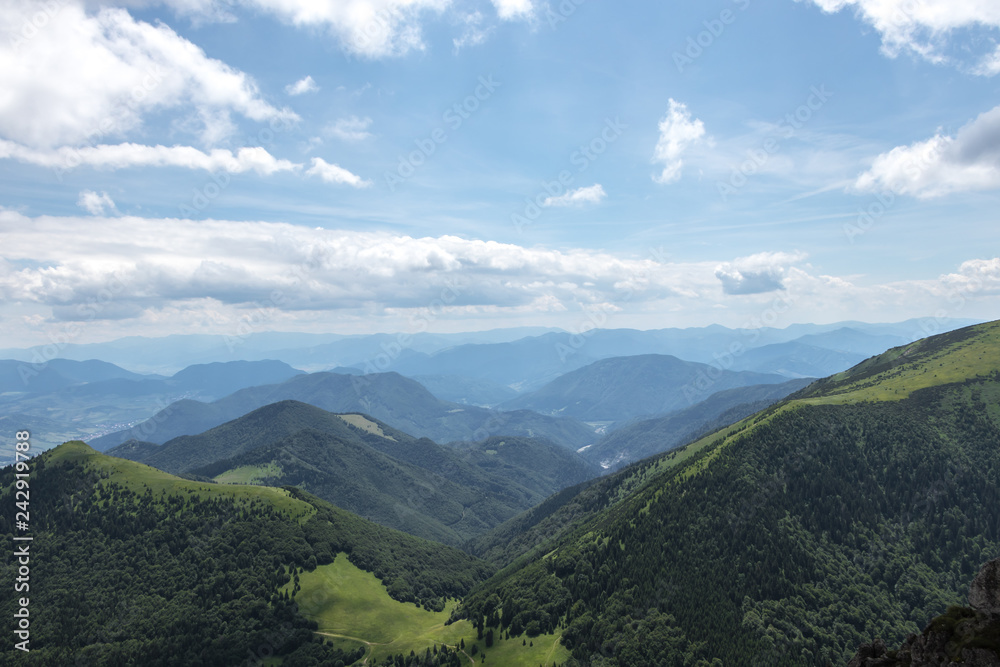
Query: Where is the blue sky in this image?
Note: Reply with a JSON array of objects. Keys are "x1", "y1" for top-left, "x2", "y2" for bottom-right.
[{"x1": 0, "y1": 0, "x2": 998, "y2": 348}]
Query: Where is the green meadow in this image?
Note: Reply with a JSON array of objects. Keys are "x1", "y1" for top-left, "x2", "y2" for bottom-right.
[
  {"x1": 213, "y1": 462, "x2": 283, "y2": 484},
  {"x1": 287, "y1": 553, "x2": 570, "y2": 666}
]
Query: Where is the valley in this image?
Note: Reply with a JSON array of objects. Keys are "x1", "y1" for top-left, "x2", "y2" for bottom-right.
[{"x1": 1, "y1": 319, "x2": 998, "y2": 665}]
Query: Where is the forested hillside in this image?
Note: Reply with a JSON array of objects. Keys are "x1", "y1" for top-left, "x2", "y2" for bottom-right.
[
  {"x1": 109, "y1": 401, "x2": 596, "y2": 546},
  {"x1": 580, "y1": 378, "x2": 812, "y2": 469},
  {"x1": 458, "y1": 321, "x2": 1000, "y2": 666},
  {"x1": 0, "y1": 442, "x2": 492, "y2": 665}
]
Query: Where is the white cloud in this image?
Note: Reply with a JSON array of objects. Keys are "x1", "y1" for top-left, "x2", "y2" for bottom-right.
[
  {"x1": 1, "y1": 210, "x2": 997, "y2": 338},
  {"x1": 0, "y1": 1, "x2": 298, "y2": 149},
  {"x1": 542, "y1": 184, "x2": 606, "y2": 207},
  {"x1": 940, "y1": 258, "x2": 1000, "y2": 295},
  {"x1": 325, "y1": 116, "x2": 373, "y2": 142},
  {"x1": 805, "y1": 0, "x2": 1000, "y2": 71},
  {"x1": 652, "y1": 99, "x2": 705, "y2": 184},
  {"x1": 854, "y1": 104, "x2": 1000, "y2": 198},
  {"x1": 453, "y1": 11, "x2": 492, "y2": 52},
  {"x1": 714, "y1": 251, "x2": 808, "y2": 295},
  {"x1": 0, "y1": 212, "x2": 685, "y2": 319},
  {"x1": 234, "y1": 0, "x2": 451, "y2": 58},
  {"x1": 285, "y1": 75, "x2": 319, "y2": 96},
  {"x1": 491, "y1": 0, "x2": 533, "y2": 20},
  {"x1": 0, "y1": 140, "x2": 299, "y2": 175},
  {"x1": 976, "y1": 45, "x2": 1000, "y2": 75},
  {"x1": 77, "y1": 190, "x2": 118, "y2": 216},
  {"x1": 306, "y1": 157, "x2": 372, "y2": 187}
]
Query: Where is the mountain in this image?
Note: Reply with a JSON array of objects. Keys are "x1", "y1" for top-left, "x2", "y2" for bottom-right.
[
  {"x1": 411, "y1": 374, "x2": 520, "y2": 406},
  {"x1": 501, "y1": 353, "x2": 790, "y2": 422},
  {"x1": 0, "y1": 412, "x2": 81, "y2": 462},
  {"x1": 0, "y1": 441, "x2": 493, "y2": 665},
  {"x1": 580, "y1": 378, "x2": 814, "y2": 470},
  {"x1": 0, "y1": 358, "x2": 154, "y2": 394},
  {"x1": 363, "y1": 320, "x2": 977, "y2": 393},
  {"x1": 794, "y1": 326, "x2": 909, "y2": 358},
  {"x1": 0, "y1": 359, "x2": 304, "y2": 458},
  {"x1": 166, "y1": 359, "x2": 304, "y2": 396},
  {"x1": 191, "y1": 426, "x2": 514, "y2": 547},
  {"x1": 109, "y1": 400, "x2": 598, "y2": 546},
  {"x1": 90, "y1": 371, "x2": 598, "y2": 451},
  {"x1": 0, "y1": 327, "x2": 562, "y2": 374},
  {"x1": 725, "y1": 340, "x2": 867, "y2": 378},
  {"x1": 452, "y1": 435, "x2": 602, "y2": 499},
  {"x1": 456, "y1": 320, "x2": 1000, "y2": 665},
  {"x1": 388, "y1": 333, "x2": 601, "y2": 392}
]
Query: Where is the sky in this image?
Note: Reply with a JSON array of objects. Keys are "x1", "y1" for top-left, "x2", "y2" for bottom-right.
[{"x1": 0, "y1": 0, "x2": 998, "y2": 349}]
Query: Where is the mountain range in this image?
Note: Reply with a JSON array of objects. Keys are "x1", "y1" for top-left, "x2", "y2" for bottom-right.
[
  {"x1": 501, "y1": 353, "x2": 790, "y2": 422},
  {"x1": 2, "y1": 319, "x2": 998, "y2": 665},
  {"x1": 458, "y1": 320, "x2": 1000, "y2": 664},
  {"x1": 89, "y1": 370, "x2": 598, "y2": 452},
  {"x1": 107, "y1": 399, "x2": 597, "y2": 547}
]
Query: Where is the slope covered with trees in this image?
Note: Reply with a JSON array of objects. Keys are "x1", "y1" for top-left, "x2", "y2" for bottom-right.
[
  {"x1": 109, "y1": 401, "x2": 597, "y2": 546},
  {"x1": 580, "y1": 378, "x2": 813, "y2": 470},
  {"x1": 458, "y1": 321, "x2": 1000, "y2": 666},
  {"x1": 0, "y1": 442, "x2": 492, "y2": 665}
]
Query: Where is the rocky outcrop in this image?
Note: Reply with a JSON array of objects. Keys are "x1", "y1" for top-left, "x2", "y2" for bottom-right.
[
  {"x1": 847, "y1": 557, "x2": 1000, "y2": 666},
  {"x1": 970, "y1": 558, "x2": 1000, "y2": 613}
]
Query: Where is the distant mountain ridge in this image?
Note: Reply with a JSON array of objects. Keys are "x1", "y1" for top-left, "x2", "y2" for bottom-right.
[
  {"x1": 90, "y1": 370, "x2": 598, "y2": 451},
  {"x1": 0, "y1": 358, "x2": 156, "y2": 394},
  {"x1": 108, "y1": 400, "x2": 598, "y2": 546},
  {"x1": 0, "y1": 358, "x2": 305, "y2": 457},
  {"x1": 501, "y1": 353, "x2": 790, "y2": 422},
  {"x1": 580, "y1": 377, "x2": 814, "y2": 469}
]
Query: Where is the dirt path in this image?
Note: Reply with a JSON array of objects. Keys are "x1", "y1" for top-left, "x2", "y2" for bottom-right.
[
  {"x1": 315, "y1": 632, "x2": 475, "y2": 665},
  {"x1": 314, "y1": 631, "x2": 392, "y2": 665},
  {"x1": 441, "y1": 642, "x2": 475, "y2": 665}
]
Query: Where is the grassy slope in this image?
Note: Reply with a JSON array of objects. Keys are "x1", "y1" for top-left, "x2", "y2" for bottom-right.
[
  {"x1": 214, "y1": 462, "x2": 282, "y2": 484},
  {"x1": 656, "y1": 320, "x2": 1000, "y2": 482},
  {"x1": 46, "y1": 440, "x2": 314, "y2": 520},
  {"x1": 9, "y1": 441, "x2": 510, "y2": 664},
  {"x1": 289, "y1": 553, "x2": 570, "y2": 666}
]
